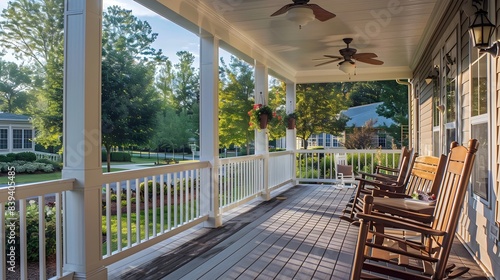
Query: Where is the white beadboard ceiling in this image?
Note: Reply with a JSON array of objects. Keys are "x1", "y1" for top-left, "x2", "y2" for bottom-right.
[{"x1": 139, "y1": 0, "x2": 454, "y2": 83}]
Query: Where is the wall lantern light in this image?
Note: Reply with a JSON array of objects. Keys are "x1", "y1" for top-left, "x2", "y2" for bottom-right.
[
  {"x1": 468, "y1": 1, "x2": 499, "y2": 56},
  {"x1": 425, "y1": 65, "x2": 439, "y2": 85}
]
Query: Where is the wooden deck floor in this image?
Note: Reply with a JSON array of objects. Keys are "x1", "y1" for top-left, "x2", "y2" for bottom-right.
[{"x1": 112, "y1": 184, "x2": 489, "y2": 280}]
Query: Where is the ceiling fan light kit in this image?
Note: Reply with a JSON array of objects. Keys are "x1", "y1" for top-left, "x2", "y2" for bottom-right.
[
  {"x1": 338, "y1": 62, "x2": 355, "y2": 75},
  {"x1": 286, "y1": 7, "x2": 315, "y2": 28}
]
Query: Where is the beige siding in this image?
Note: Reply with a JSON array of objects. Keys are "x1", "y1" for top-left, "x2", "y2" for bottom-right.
[{"x1": 419, "y1": 97, "x2": 433, "y2": 155}]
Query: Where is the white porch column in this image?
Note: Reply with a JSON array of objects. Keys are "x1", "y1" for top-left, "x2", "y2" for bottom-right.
[
  {"x1": 285, "y1": 81, "x2": 297, "y2": 184},
  {"x1": 254, "y1": 62, "x2": 270, "y2": 200},
  {"x1": 62, "y1": 1, "x2": 106, "y2": 279},
  {"x1": 199, "y1": 31, "x2": 221, "y2": 228},
  {"x1": 285, "y1": 81, "x2": 297, "y2": 151}
]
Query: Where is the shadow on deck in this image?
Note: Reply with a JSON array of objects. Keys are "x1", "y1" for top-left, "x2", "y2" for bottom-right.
[{"x1": 109, "y1": 184, "x2": 489, "y2": 280}]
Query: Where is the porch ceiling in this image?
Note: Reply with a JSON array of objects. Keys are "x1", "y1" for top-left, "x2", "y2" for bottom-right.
[{"x1": 140, "y1": 0, "x2": 453, "y2": 83}]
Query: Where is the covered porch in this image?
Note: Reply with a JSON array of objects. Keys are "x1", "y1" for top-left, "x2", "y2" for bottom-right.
[{"x1": 1, "y1": 0, "x2": 499, "y2": 279}]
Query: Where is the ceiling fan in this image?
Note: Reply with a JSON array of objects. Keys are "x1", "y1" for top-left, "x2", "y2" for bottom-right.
[
  {"x1": 271, "y1": 0, "x2": 336, "y2": 27},
  {"x1": 314, "y1": 38, "x2": 384, "y2": 72}
]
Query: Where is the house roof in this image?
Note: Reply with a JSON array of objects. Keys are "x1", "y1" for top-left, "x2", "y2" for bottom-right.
[
  {"x1": 0, "y1": 113, "x2": 32, "y2": 122},
  {"x1": 341, "y1": 102, "x2": 395, "y2": 128}
]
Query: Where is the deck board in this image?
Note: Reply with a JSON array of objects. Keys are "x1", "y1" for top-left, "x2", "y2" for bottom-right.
[{"x1": 111, "y1": 184, "x2": 489, "y2": 280}]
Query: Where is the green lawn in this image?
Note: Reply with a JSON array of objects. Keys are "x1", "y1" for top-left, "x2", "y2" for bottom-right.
[{"x1": 102, "y1": 201, "x2": 198, "y2": 255}]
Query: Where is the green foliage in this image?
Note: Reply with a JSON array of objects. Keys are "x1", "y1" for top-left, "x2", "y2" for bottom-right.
[
  {"x1": 15, "y1": 151, "x2": 37, "y2": 162},
  {"x1": 35, "y1": 158, "x2": 62, "y2": 170},
  {"x1": 101, "y1": 6, "x2": 164, "y2": 171},
  {"x1": 0, "y1": 155, "x2": 13, "y2": 162},
  {"x1": 218, "y1": 57, "x2": 255, "y2": 153},
  {"x1": 0, "y1": 58, "x2": 32, "y2": 113},
  {"x1": 295, "y1": 83, "x2": 350, "y2": 149},
  {"x1": 0, "y1": 0, "x2": 65, "y2": 147},
  {"x1": 5, "y1": 200, "x2": 57, "y2": 261},
  {"x1": 0, "y1": 161, "x2": 54, "y2": 173},
  {"x1": 343, "y1": 119, "x2": 377, "y2": 149},
  {"x1": 101, "y1": 151, "x2": 132, "y2": 162}
]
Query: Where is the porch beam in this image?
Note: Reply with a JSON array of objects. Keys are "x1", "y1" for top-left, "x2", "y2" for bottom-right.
[
  {"x1": 199, "y1": 31, "x2": 221, "y2": 227},
  {"x1": 62, "y1": 0, "x2": 107, "y2": 279}
]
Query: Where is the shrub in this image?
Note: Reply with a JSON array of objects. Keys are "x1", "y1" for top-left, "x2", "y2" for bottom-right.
[
  {"x1": 5, "y1": 200, "x2": 57, "y2": 261},
  {"x1": 0, "y1": 155, "x2": 12, "y2": 162},
  {"x1": 15, "y1": 152, "x2": 37, "y2": 162},
  {"x1": 101, "y1": 151, "x2": 132, "y2": 162},
  {"x1": 35, "y1": 158, "x2": 61, "y2": 171},
  {"x1": 6, "y1": 153, "x2": 16, "y2": 162},
  {"x1": 139, "y1": 180, "x2": 162, "y2": 201}
]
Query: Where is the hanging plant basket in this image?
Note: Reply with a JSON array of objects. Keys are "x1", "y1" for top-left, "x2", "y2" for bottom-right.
[
  {"x1": 259, "y1": 114, "x2": 269, "y2": 129},
  {"x1": 287, "y1": 117, "x2": 296, "y2": 129}
]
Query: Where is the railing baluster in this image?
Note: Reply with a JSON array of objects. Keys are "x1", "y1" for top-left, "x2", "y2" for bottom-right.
[
  {"x1": 56, "y1": 193, "x2": 62, "y2": 277},
  {"x1": 144, "y1": 177, "x2": 149, "y2": 240},
  {"x1": 39, "y1": 196, "x2": 46, "y2": 280},
  {"x1": 0, "y1": 202, "x2": 5, "y2": 280},
  {"x1": 19, "y1": 199, "x2": 27, "y2": 279},
  {"x1": 116, "y1": 182, "x2": 122, "y2": 252},
  {"x1": 126, "y1": 180, "x2": 131, "y2": 247},
  {"x1": 190, "y1": 170, "x2": 194, "y2": 221},
  {"x1": 180, "y1": 171, "x2": 184, "y2": 224},
  {"x1": 173, "y1": 173, "x2": 178, "y2": 227},
  {"x1": 152, "y1": 176, "x2": 157, "y2": 237},
  {"x1": 167, "y1": 174, "x2": 172, "y2": 231},
  {"x1": 160, "y1": 174, "x2": 165, "y2": 233},
  {"x1": 106, "y1": 183, "x2": 111, "y2": 255},
  {"x1": 135, "y1": 178, "x2": 140, "y2": 244}
]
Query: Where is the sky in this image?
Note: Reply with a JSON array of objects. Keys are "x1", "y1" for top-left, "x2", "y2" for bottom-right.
[{"x1": 0, "y1": 0, "x2": 233, "y2": 67}]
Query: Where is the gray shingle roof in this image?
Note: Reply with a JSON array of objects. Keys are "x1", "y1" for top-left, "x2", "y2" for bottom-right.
[
  {"x1": 0, "y1": 113, "x2": 31, "y2": 121},
  {"x1": 341, "y1": 102, "x2": 395, "y2": 128}
]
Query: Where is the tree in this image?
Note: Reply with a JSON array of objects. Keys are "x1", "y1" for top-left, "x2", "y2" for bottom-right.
[
  {"x1": 0, "y1": 58, "x2": 32, "y2": 113},
  {"x1": 151, "y1": 107, "x2": 193, "y2": 159},
  {"x1": 172, "y1": 51, "x2": 199, "y2": 112},
  {"x1": 0, "y1": 0, "x2": 64, "y2": 148},
  {"x1": 267, "y1": 79, "x2": 287, "y2": 142},
  {"x1": 295, "y1": 83, "x2": 349, "y2": 149},
  {"x1": 101, "y1": 6, "x2": 164, "y2": 171},
  {"x1": 343, "y1": 119, "x2": 377, "y2": 149},
  {"x1": 218, "y1": 57, "x2": 254, "y2": 154},
  {"x1": 375, "y1": 81, "x2": 408, "y2": 147}
]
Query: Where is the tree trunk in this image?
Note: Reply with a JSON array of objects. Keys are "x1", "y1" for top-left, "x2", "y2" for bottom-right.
[
  {"x1": 303, "y1": 138, "x2": 309, "y2": 150},
  {"x1": 105, "y1": 145, "x2": 111, "y2": 173}
]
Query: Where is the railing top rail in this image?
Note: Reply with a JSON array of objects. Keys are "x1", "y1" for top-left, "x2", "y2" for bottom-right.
[
  {"x1": 219, "y1": 154, "x2": 264, "y2": 165},
  {"x1": 295, "y1": 148, "x2": 402, "y2": 154},
  {"x1": 0, "y1": 178, "x2": 75, "y2": 203},
  {"x1": 102, "y1": 161, "x2": 211, "y2": 183},
  {"x1": 269, "y1": 150, "x2": 293, "y2": 157}
]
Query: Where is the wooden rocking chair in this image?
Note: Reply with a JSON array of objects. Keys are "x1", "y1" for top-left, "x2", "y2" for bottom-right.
[
  {"x1": 350, "y1": 139, "x2": 479, "y2": 280},
  {"x1": 342, "y1": 154, "x2": 447, "y2": 224}
]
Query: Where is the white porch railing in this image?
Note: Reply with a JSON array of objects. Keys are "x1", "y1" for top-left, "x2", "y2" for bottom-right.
[
  {"x1": 34, "y1": 151, "x2": 62, "y2": 162},
  {"x1": 99, "y1": 162, "x2": 210, "y2": 265},
  {"x1": 0, "y1": 179, "x2": 74, "y2": 280},
  {"x1": 268, "y1": 151, "x2": 295, "y2": 191},
  {"x1": 0, "y1": 148, "x2": 402, "y2": 279},
  {"x1": 295, "y1": 148, "x2": 402, "y2": 183},
  {"x1": 218, "y1": 155, "x2": 264, "y2": 213}
]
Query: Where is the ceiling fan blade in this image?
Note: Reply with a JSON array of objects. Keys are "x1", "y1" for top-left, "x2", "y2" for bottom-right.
[
  {"x1": 353, "y1": 53, "x2": 378, "y2": 59},
  {"x1": 271, "y1": 4, "x2": 295, "y2": 17},
  {"x1": 315, "y1": 59, "x2": 341, "y2": 67},
  {"x1": 355, "y1": 57, "x2": 384, "y2": 65},
  {"x1": 324, "y1": 55, "x2": 343, "y2": 59},
  {"x1": 307, "y1": 4, "x2": 336, "y2": 21}
]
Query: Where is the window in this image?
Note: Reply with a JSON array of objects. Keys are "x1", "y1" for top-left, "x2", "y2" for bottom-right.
[
  {"x1": 13, "y1": 129, "x2": 23, "y2": 149},
  {"x1": 378, "y1": 134, "x2": 386, "y2": 148},
  {"x1": 470, "y1": 54, "x2": 489, "y2": 202},
  {"x1": 0, "y1": 129, "x2": 7, "y2": 150},
  {"x1": 325, "y1": 134, "x2": 331, "y2": 147},
  {"x1": 13, "y1": 128, "x2": 33, "y2": 150}
]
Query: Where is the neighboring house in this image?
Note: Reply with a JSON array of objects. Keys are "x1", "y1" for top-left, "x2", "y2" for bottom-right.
[
  {"x1": 0, "y1": 113, "x2": 35, "y2": 153},
  {"x1": 280, "y1": 102, "x2": 396, "y2": 149}
]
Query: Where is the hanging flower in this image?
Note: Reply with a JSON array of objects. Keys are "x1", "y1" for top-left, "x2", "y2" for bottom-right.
[{"x1": 248, "y1": 104, "x2": 274, "y2": 130}]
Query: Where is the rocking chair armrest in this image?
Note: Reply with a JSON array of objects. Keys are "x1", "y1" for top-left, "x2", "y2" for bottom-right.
[
  {"x1": 375, "y1": 165, "x2": 399, "y2": 173},
  {"x1": 371, "y1": 204, "x2": 434, "y2": 224},
  {"x1": 356, "y1": 212, "x2": 445, "y2": 236},
  {"x1": 356, "y1": 177, "x2": 400, "y2": 190},
  {"x1": 371, "y1": 189, "x2": 410, "y2": 198},
  {"x1": 357, "y1": 172, "x2": 398, "y2": 183}
]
